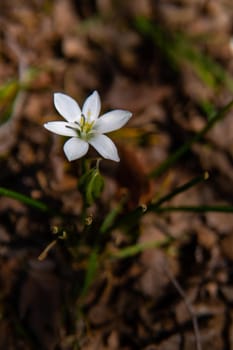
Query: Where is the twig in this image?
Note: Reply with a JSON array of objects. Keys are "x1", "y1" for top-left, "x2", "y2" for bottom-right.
[
  {"x1": 164, "y1": 265, "x2": 202, "y2": 350},
  {"x1": 6, "y1": 35, "x2": 28, "y2": 120},
  {"x1": 38, "y1": 240, "x2": 57, "y2": 261}
]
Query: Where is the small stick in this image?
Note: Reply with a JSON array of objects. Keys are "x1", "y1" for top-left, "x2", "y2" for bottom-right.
[
  {"x1": 164, "y1": 265, "x2": 202, "y2": 350},
  {"x1": 38, "y1": 240, "x2": 57, "y2": 261}
]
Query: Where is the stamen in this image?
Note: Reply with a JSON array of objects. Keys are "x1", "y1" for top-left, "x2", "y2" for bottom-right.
[
  {"x1": 65, "y1": 125, "x2": 78, "y2": 131},
  {"x1": 81, "y1": 113, "x2": 86, "y2": 122},
  {"x1": 64, "y1": 114, "x2": 94, "y2": 139}
]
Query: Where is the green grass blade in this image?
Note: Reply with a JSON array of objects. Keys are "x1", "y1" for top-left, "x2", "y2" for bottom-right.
[
  {"x1": 0, "y1": 187, "x2": 49, "y2": 212},
  {"x1": 100, "y1": 195, "x2": 127, "y2": 234},
  {"x1": 134, "y1": 18, "x2": 233, "y2": 91},
  {"x1": 153, "y1": 172, "x2": 209, "y2": 207},
  {"x1": 149, "y1": 99, "x2": 233, "y2": 178},
  {"x1": 0, "y1": 69, "x2": 39, "y2": 125},
  {"x1": 152, "y1": 205, "x2": 233, "y2": 213},
  {"x1": 0, "y1": 80, "x2": 20, "y2": 125},
  {"x1": 115, "y1": 173, "x2": 209, "y2": 229},
  {"x1": 110, "y1": 237, "x2": 173, "y2": 259},
  {"x1": 81, "y1": 249, "x2": 99, "y2": 297}
]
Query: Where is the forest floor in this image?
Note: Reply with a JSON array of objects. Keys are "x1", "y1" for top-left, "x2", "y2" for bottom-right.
[{"x1": 1, "y1": 1, "x2": 233, "y2": 349}]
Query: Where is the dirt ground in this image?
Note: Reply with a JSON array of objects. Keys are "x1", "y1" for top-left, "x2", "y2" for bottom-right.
[{"x1": 1, "y1": 1, "x2": 233, "y2": 349}]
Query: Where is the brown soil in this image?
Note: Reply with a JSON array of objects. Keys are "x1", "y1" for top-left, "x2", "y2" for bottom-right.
[{"x1": 0, "y1": 1, "x2": 233, "y2": 349}]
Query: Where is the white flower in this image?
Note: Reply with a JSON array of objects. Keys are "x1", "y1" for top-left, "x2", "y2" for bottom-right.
[{"x1": 44, "y1": 91, "x2": 132, "y2": 162}]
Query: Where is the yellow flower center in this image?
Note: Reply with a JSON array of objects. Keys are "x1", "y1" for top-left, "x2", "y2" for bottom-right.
[
  {"x1": 80, "y1": 114, "x2": 94, "y2": 135},
  {"x1": 66, "y1": 114, "x2": 95, "y2": 140}
]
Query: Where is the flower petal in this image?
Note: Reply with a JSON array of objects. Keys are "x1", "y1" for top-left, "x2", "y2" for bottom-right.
[
  {"x1": 63, "y1": 137, "x2": 89, "y2": 161},
  {"x1": 82, "y1": 91, "x2": 101, "y2": 122},
  {"x1": 54, "y1": 93, "x2": 81, "y2": 122},
  {"x1": 94, "y1": 110, "x2": 132, "y2": 134},
  {"x1": 89, "y1": 134, "x2": 120, "y2": 162},
  {"x1": 44, "y1": 121, "x2": 77, "y2": 137}
]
